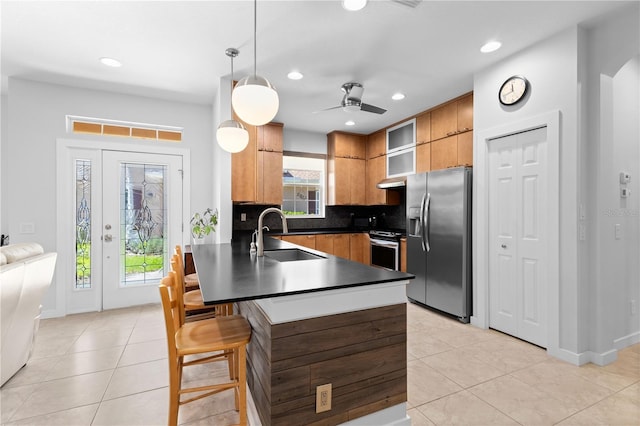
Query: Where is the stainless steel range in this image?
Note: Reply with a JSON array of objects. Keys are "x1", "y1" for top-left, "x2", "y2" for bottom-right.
[{"x1": 369, "y1": 230, "x2": 403, "y2": 271}]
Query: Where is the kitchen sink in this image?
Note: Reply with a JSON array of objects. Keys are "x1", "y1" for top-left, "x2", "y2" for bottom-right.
[{"x1": 263, "y1": 249, "x2": 326, "y2": 262}]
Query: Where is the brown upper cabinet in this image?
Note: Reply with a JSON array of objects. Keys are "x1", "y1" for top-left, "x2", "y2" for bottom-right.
[
  {"x1": 366, "y1": 130, "x2": 386, "y2": 159},
  {"x1": 327, "y1": 132, "x2": 367, "y2": 206},
  {"x1": 430, "y1": 93, "x2": 473, "y2": 141},
  {"x1": 329, "y1": 131, "x2": 367, "y2": 159},
  {"x1": 232, "y1": 121, "x2": 283, "y2": 205},
  {"x1": 416, "y1": 112, "x2": 431, "y2": 145}
]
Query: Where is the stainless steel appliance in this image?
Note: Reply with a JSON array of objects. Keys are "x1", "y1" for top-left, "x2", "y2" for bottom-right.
[
  {"x1": 406, "y1": 167, "x2": 472, "y2": 322},
  {"x1": 369, "y1": 230, "x2": 402, "y2": 271}
]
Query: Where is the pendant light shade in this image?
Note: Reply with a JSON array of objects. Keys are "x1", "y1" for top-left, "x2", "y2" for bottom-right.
[
  {"x1": 217, "y1": 119, "x2": 249, "y2": 153},
  {"x1": 217, "y1": 47, "x2": 249, "y2": 153},
  {"x1": 232, "y1": 74, "x2": 279, "y2": 126},
  {"x1": 231, "y1": 0, "x2": 279, "y2": 126}
]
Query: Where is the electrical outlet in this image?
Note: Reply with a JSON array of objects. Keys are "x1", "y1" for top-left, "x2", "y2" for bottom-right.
[
  {"x1": 631, "y1": 300, "x2": 637, "y2": 315},
  {"x1": 241, "y1": 213, "x2": 247, "y2": 222},
  {"x1": 316, "y1": 383, "x2": 332, "y2": 413}
]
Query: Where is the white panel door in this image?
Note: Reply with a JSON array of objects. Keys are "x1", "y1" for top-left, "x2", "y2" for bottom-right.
[{"x1": 488, "y1": 126, "x2": 548, "y2": 347}]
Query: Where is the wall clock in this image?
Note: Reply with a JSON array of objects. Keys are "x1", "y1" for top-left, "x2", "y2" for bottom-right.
[{"x1": 499, "y1": 75, "x2": 529, "y2": 106}]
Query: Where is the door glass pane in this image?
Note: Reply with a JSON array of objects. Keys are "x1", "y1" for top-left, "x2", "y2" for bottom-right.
[
  {"x1": 120, "y1": 163, "x2": 167, "y2": 286},
  {"x1": 75, "y1": 159, "x2": 92, "y2": 289}
]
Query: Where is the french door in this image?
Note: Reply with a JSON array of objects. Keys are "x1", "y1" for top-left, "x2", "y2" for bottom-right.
[
  {"x1": 488, "y1": 126, "x2": 548, "y2": 348},
  {"x1": 68, "y1": 148, "x2": 183, "y2": 312}
]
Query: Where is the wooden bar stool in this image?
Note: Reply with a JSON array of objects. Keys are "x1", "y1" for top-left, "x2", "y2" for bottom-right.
[
  {"x1": 175, "y1": 245, "x2": 199, "y2": 291},
  {"x1": 159, "y1": 272, "x2": 251, "y2": 426},
  {"x1": 170, "y1": 255, "x2": 233, "y2": 318}
]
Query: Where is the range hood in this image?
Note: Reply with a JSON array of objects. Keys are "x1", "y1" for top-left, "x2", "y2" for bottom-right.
[{"x1": 376, "y1": 176, "x2": 406, "y2": 189}]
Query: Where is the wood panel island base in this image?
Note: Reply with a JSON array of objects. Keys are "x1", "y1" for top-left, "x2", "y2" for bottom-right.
[{"x1": 237, "y1": 283, "x2": 409, "y2": 426}]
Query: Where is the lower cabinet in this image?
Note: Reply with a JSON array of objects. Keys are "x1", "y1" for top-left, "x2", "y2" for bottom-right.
[
  {"x1": 281, "y1": 233, "x2": 370, "y2": 265},
  {"x1": 281, "y1": 234, "x2": 316, "y2": 250},
  {"x1": 316, "y1": 234, "x2": 350, "y2": 259},
  {"x1": 350, "y1": 233, "x2": 370, "y2": 265}
]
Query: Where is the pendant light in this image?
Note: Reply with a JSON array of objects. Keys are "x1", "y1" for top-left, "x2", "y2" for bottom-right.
[
  {"x1": 217, "y1": 48, "x2": 249, "y2": 153},
  {"x1": 232, "y1": 0, "x2": 279, "y2": 126}
]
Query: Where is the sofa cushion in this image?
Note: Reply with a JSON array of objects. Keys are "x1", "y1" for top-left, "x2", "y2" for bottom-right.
[{"x1": 0, "y1": 243, "x2": 44, "y2": 264}]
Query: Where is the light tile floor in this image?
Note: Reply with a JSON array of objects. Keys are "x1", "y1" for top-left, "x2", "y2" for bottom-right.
[{"x1": 1, "y1": 302, "x2": 639, "y2": 425}]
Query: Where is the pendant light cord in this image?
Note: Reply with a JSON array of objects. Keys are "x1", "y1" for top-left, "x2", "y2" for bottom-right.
[
  {"x1": 253, "y1": 0, "x2": 257, "y2": 78},
  {"x1": 230, "y1": 53, "x2": 234, "y2": 117}
]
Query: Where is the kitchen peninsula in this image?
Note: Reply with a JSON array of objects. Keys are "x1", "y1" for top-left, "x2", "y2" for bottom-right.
[{"x1": 192, "y1": 236, "x2": 413, "y2": 426}]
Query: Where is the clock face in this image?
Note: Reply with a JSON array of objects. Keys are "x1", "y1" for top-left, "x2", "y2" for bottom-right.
[{"x1": 499, "y1": 76, "x2": 529, "y2": 106}]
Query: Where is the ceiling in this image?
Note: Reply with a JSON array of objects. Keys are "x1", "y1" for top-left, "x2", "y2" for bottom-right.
[{"x1": 1, "y1": 0, "x2": 632, "y2": 135}]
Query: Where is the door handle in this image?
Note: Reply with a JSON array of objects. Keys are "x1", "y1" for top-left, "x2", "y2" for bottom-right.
[
  {"x1": 424, "y1": 193, "x2": 431, "y2": 253},
  {"x1": 419, "y1": 193, "x2": 426, "y2": 251},
  {"x1": 501, "y1": 244, "x2": 507, "y2": 249},
  {"x1": 104, "y1": 234, "x2": 113, "y2": 242}
]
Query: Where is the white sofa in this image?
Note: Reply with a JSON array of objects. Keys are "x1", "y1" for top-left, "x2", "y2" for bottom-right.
[{"x1": 1, "y1": 243, "x2": 57, "y2": 386}]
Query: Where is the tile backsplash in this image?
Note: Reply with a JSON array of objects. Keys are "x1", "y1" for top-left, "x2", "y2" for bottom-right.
[{"x1": 233, "y1": 197, "x2": 406, "y2": 235}]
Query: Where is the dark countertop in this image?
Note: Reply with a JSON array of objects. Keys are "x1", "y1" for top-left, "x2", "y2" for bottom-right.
[{"x1": 191, "y1": 236, "x2": 414, "y2": 305}]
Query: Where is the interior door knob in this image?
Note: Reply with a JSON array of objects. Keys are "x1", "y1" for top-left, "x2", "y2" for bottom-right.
[
  {"x1": 104, "y1": 234, "x2": 113, "y2": 242},
  {"x1": 501, "y1": 244, "x2": 507, "y2": 249}
]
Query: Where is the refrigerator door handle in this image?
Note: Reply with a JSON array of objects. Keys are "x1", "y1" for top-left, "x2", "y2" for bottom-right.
[
  {"x1": 419, "y1": 193, "x2": 427, "y2": 251},
  {"x1": 424, "y1": 193, "x2": 431, "y2": 252}
]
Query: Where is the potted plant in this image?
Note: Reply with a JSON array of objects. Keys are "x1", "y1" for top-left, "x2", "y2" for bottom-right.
[{"x1": 190, "y1": 208, "x2": 218, "y2": 244}]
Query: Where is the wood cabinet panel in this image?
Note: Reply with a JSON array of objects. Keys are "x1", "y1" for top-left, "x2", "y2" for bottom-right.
[
  {"x1": 457, "y1": 131, "x2": 473, "y2": 167},
  {"x1": 430, "y1": 102, "x2": 458, "y2": 140},
  {"x1": 258, "y1": 150, "x2": 283, "y2": 205},
  {"x1": 231, "y1": 123, "x2": 258, "y2": 202},
  {"x1": 431, "y1": 135, "x2": 458, "y2": 170},
  {"x1": 315, "y1": 234, "x2": 333, "y2": 254},
  {"x1": 457, "y1": 94, "x2": 473, "y2": 133},
  {"x1": 281, "y1": 234, "x2": 316, "y2": 250},
  {"x1": 416, "y1": 142, "x2": 431, "y2": 173},
  {"x1": 350, "y1": 158, "x2": 366, "y2": 205},
  {"x1": 400, "y1": 238, "x2": 407, "y2": 272},
  {"x1": 330, "y1": 132, "x2": 366, "y2": 159},
  {"x1": 349, "y1": 233, "x2": 370, "y2": 265},
  {"x1": 232, "y1": 122, "x2": 283, "y2": 203},
  {"x1": 258, "y1": 122, "x2": 283, "y2": 152},
  {"x1": 366, "y1": 130, "x2": 386, "y2": 159},
  {"x1": 333, "y1": 233, "x2": 350, "y2": 259},
  {"x1": 365, "y1": 155, "x2": 400, "y2": 206},
  {"x1": 416, "y1": 112, "x2": 431, "y2": 145}
]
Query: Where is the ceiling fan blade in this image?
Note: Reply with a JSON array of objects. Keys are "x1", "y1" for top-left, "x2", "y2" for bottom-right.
[
  {"x1": 360, "y1": 103, "x2": 387, "y2": 114},
  {"x1": 313, "y1": 105, "x2": 342, "y2": 114}
]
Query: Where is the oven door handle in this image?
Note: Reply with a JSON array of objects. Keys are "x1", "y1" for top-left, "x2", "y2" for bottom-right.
[
  {"x1": 370, "y1": 239, "x2": 399, "y2": 248},
  {"x1": 423, "y1": 192, "x2": 431, "y2": 253}
]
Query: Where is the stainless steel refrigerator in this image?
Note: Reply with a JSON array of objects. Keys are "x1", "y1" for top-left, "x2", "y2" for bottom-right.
[{"x1": 406, "y1": 166, "x2": 472, "y2": 323}]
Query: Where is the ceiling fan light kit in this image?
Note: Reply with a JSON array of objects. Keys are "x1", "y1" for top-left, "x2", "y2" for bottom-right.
[
  {"x1": 231, "y1": 0, "x2": 279, "y2": 126},
  {"x1": 217, "y1": 47, "x2": 249, "y2": 153}
]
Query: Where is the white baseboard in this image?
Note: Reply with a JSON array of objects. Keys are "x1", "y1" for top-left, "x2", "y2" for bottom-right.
[
  {"x1": 40, "y1": 308, "x2": 65, "y2": 319},
  {"x1": 614, "y1": 331, "x2": 640, "y2": 349}
]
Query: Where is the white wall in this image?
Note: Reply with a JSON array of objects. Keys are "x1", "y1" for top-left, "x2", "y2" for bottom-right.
[
  {"x1": 283, "y1": 128, "x2": 327, "y2": 155},
  {"x1": 473, "y1": 2, "x2": 640, "y2": 364},
  {"x1": 1, "y1": 94, "x2": 8, "y2": 236},
  {"x1": 585, "y1": 2, "x2": 640, "y2": 362},
  {"x1": 4, "y1": 78, "x2": 214, "y2": 315},
  {"x1": 474, "y1": 27, "x2": 580, "y2": 358}
]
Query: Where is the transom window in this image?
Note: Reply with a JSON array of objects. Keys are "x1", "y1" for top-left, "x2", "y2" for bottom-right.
[{"x1": 282, "y1": 154, "x2": 325, "y2": 218}]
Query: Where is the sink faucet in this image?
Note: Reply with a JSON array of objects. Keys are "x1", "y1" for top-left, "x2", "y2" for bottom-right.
[{"x1": 257, "y1": 207, "x2": 288, "y2": 256}]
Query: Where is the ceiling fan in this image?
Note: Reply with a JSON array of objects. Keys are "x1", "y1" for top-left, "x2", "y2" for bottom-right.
[{"x1": 317, "y1": 82, "x2": 387, "y2": 115}]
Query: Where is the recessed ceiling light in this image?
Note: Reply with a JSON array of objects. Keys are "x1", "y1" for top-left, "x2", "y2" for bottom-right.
[
  {"x1": 480, "y1": 41, "x2": 502, "y2": 53},
  {"x1": 392, "y1": 92, "x2": 405, "y2": 101},
  {"x1": 100, "y1": 57, "x2": 122, "y2": 67},
  {"x1": 345, "y1": 120, "x2": 355, "y2": 126},
  {"x1": 342, "y1": 0, "x2": 367, "y2": 12},
  {"x1": 287, "y1": 71, "x2": 303, "y2": 80}
]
